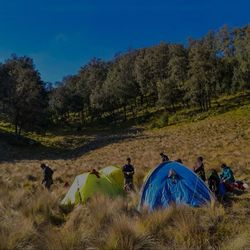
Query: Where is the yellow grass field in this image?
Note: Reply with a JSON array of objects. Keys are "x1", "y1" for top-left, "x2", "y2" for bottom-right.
[{"x1": 1, "y1": 104, "x2": 250, "y2": 250}]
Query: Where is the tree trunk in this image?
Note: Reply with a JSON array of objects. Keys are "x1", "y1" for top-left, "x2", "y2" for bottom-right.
[
  {"x1": 152, "y1": 94, "x2": 158, "y2": 106},
  {"x1": 208, "y1": 96, "x2": 211, "y2": 109},
  {"x1": 199, "y1": 99, "x2": 203, "y2": 112},
  {"x1": 79, "y1": 111, "x2": 84, "y2": 125},
  {"x1": 131, "y1": 104, "x2": 136, "y2": 119},
  {"x1": 112, "y1": 109, "x2": 116, "y2": 125},
  {"x1": 15, "y1": 123, "x2": 18, "y2": 134},
  {"x1": 18, "y1": 126, "x2": 22, "y2": 135},
  {"x1": 140, "y1": 95, "x2": 144, "y2": 106},
  {"x1": 123, "y1": 105, "x2": 127, "y2": 121},
  {"x1": 171, "y1": 103, "x2": 176, "y2": 112},
  {"x1": 14, "y1": 114, "x2": 19, "y2": 134}
]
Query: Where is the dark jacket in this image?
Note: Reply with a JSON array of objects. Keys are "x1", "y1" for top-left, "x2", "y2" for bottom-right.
[
  {"x1": 194, "y1": 163, "x2": 206, "y2": 182},
  {"x1": 122, "y1": 164, "x2": 134, "y2": 181},
  {"x1": 43, "y1": 166, "x2": 54, "y2": 182},
  {"x1": 208, "y1": 171, "x2": 220, "y2": 193}
]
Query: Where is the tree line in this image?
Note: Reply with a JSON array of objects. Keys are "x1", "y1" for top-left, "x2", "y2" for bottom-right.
[{"x1": 0, "y1": 25, "x2": 249, "y2": 134}]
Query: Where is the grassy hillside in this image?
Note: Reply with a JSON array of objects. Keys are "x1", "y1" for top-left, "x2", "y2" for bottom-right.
[{"x1": 0, "y1": 103, "x2": 250, "y2": 249}]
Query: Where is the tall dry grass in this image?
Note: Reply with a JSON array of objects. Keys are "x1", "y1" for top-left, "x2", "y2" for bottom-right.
[{"x1": 0, "y1": 105, "x2": 250, "y2": 249}]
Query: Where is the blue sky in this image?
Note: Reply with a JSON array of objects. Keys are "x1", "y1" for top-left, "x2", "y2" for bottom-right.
[{"x1": 0, "y1": 0, "x2": 249, "y2": 83}]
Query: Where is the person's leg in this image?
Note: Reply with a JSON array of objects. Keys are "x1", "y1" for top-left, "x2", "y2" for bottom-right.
[
  {"x1": 129, "y1": 182, "x2": 135, "y2": 191},
  {"x1": 224, "y1": 181, "x2": 234, "y2": 192},
  {"x1": 124, "y1": 178, "x2": 134, "y2": 192},
  {"x1": 45, "y1": 179, "x2": 52, "y2": 190}
]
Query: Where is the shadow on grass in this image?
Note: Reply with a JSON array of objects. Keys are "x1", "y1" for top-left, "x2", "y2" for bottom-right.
[
  {"x1": 0, "y1": 127, "x2": 144, "y2": 162},
  {"x1": 1, "y1": 92, "x2": 249, "y2": 163},
  {"x1": 220, "y1": 188, "x2": 247, "y2": 208}
]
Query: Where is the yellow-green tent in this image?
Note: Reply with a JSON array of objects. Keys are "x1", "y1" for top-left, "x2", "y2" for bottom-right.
[
  {"x1": 61, "y1": 166, "x2": 124, "y2": 205},
  {"x1": 99, "y1": 166, "x2": 124, "y2": 186}
]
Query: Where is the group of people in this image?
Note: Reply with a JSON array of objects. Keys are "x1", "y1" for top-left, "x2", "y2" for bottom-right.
[
  {"x1": 40, "y1": 153, "x2": 237, "y2": 197},
  {"x1": 121, "y1": 153, "x2": 237, "y2": 195},
  {"x1": 192, "y1": 156, "x2": 236, "y2": 196}
]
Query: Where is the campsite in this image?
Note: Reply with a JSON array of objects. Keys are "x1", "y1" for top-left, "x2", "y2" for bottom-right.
[
  {"x1": 1, "y1": 1, "x2": 250, "y2": 249},
  {"x1": 1, "y1": 96, "x2": 250, "y2": 249}
]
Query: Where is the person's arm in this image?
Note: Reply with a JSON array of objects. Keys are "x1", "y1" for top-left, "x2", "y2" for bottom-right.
[
  {"x1": 42, "y1": 170, "x2": 45, "y2": 183},
  {"x1": 194, "y1": 165, "x2": 202, "y2": 173},
  {"x1": 130, "y1": 166, "x2": 135, "y2": 175},
  {"x1": 221, "y1": 170, "x2": 229, "y2": 181},
  {"x1": 224, "y1": 169, "x2": 233, "y2": 182},
  {"x1": 125, "y1": 166, "x2": 134, "y2": 176},
  {"x1": 123, "y1": 165, "x2": 130, "y2": 176},
  {"x1": 220, "y1": 171, "x2": 225, "y2": 180},
  {"x1": 126, "y1": 171, "x2": 134, "y2": 176}
]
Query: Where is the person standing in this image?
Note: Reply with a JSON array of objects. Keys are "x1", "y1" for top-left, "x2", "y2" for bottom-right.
[
  {"x1": 40, "y1": 163, "x2": 54, "y2": 190},
  {"x1": 193, "y1": 156, "x2": 206, "y2": 182},
  {"x1": 122, "y1": 158, "x2": 135, "y2": 191}
]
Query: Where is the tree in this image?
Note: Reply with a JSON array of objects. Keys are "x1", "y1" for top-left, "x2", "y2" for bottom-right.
[
  {"x1": 78, "y1": 58, "x2": 109, "y2": 121},
  {"x1": 79, "y1": 59, "x2": 109, "y2": 104},
  {"x1": 157, "y1": 78, "x2": 181, "y2": 111},
  {"x1": 135, "y1": 43, "x2": 170, "y2": 105},
  {"x1": 186, "y1": 34, "x2": 218, "y2": 111},
  {"x1": 102, "y1": 51, "x2": 140, "y2": 121},
  {"x1": 216, "y1": 25, "x2": 236, "y2": 93},
  {"x1": 2, "y1": 55, "x2": 47, "y2": 134},
  {"x1": 49, "y1": 78, "x2": 77, "y2": 123},
  {"x1": 157, "y1": 44, "x2": 188, "y2": 110},
  {"x1": 233, "y1": 25, "x2": 250, "y2": 90},
  {"x1": 0, "y1": 64, "x2": 12, "y2": 113}
]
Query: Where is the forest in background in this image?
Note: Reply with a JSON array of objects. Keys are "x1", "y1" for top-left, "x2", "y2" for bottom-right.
[{"x1": 0, "y1": 25, "x2": 249, "y2": 134}]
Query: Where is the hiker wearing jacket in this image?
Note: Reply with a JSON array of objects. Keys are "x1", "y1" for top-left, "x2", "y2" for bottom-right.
[
  {"x1": 208, "y1": 169, "x2": 220, "y2": 194},
  {"x1": 193, "y1": 156, "x2": 206, "y2": 182},
  {"x1": 40, "y1": 163, "x2": 54, "y2": 190},
  {"x1": 220, "y1": 163, "x2": 235, "y2": 184},
  {"x1": 122, "y1": 158, "x2": 135, "y2": 191}
]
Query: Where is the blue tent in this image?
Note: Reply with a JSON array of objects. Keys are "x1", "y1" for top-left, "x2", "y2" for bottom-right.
[{"x1": 138, "y1": 161, "x2": 214, "y2": 211}]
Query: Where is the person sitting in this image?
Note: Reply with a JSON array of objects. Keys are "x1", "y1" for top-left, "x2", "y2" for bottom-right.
[
  {"x1": 40, "y1": 163, "x2": 54, "y2": 190},
  {"x1": 220, "y1": 163, "x2": 235, "y2": 192},
  {"x1": 208, "y1": 169, "x2": 220, "y2": 194},
  {"x1": 220, "y1": 163, "x2": 235, "y2": 183},
  {"x1": 193, "y1": 156, "x2": 206, "y2": 182},
  {"x1": 160, "y1": 152, "x2": 169, "y2": 163},
  {"x1": 122, "y1": 157, "x2": 135, "y2": 191},
  {"x1": 168, "y1": 168, "x2": 179, "y2": 184}
]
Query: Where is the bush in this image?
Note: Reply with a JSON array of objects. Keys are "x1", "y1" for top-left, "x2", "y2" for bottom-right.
[{"x1": 149, "y1": 112, "x2": 169, "y2": 129}]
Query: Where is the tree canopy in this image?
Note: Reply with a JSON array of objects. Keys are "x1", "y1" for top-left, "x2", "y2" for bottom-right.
[{"x1": 0, "y1": 25, "x2": 249, "y2": 133}]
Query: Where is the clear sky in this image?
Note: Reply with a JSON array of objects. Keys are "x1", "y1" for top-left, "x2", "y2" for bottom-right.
[{"x1": 0, "y1": 0, "x2": 249, "y2": 83}]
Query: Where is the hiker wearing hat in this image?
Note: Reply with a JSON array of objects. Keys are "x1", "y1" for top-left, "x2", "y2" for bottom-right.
[
  {"x1": 193, "y1": 156, "x2": 206, "y2": 182},
  {"x1": 160, "y1": 152, "x2": 169, "y2": 163},
  {"x1": 40, "y1": 163, "x2": 54, "y2": 190},
  {"x1": 122, "y1": 157, "x2": 135, "y2": 191}
]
